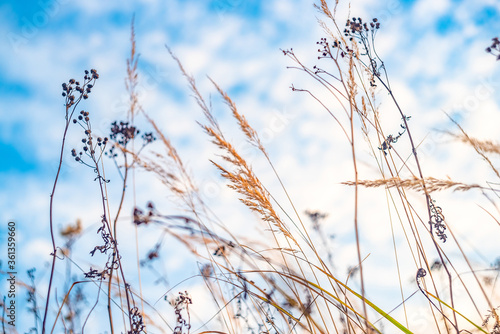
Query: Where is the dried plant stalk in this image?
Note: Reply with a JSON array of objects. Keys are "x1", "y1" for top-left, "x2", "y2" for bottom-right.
[{"x1": 342, "y1": 176, "x2": 483, "y2": 193}]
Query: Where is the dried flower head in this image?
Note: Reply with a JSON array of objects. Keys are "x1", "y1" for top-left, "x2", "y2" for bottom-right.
[
  {"x1": 110, "y1": 121, "x2": 138, "y2": 146},
  {"x1": 62, "y1": 69, "x2": 98, "y2": 108},
  {"x1": 486, "y1": 37, "x2": 500, "y2": 60}
]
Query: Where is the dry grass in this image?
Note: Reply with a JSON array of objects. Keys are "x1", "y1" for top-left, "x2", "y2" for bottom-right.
[{"x1": 38, "y1": 2, "x2": 500, "y2": 334}]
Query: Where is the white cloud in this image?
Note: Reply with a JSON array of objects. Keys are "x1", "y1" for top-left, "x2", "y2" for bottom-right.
[{"x1": 412, "y1": 0, "x2": 452, "y2": 26}]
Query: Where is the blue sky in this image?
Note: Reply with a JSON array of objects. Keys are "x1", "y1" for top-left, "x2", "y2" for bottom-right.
[{"x1": 1, "y1": 0, "x2": 500, "y2": 332}]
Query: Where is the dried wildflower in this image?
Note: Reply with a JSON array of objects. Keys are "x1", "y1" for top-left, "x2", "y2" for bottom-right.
[
  {"x1": 147, "y1": 248, "x2": 159, "y2": 261},
  {"x1": 89, "y1": 215, "x2": 115, "y2": 257},
  {"x1": 305, "y1": 210, "x2": 328, "y2": 231},
  {"x1": 429, "y1": 199, "x2": 447, "y2": 242},
  {"x1": 170, "y1": 291, "x2": 193, "y2": 334},
  {"x1": 378, "y1": 116, "x2": 410, "y2": 155},
  {"x1": 84, "y1": 267, "x2": 105, "y2": 279},
  {"x1": 133, "y1": 207, "x2": 148, "y2": 225},
  {"x1": 344, "y1": 17, "x2": 380, "y2": 37},
  {"x1": 213, "y1": 245, "x2": 226, "y2": 257},
  {"x1": 316, "y1": 37, "x2": 348, "y2": 60},
  {"x1": 90, "y1": 68, "x2": 99, "y2": 79},
  {"x1": 61, "y1": 70, "x2": 98, "y2": 109},
  {"x1": 416, "y1": 268, "x2": 427, "y2": 280},
  {"x1": 26, "y1": 268, "x2": 38, "y2": 308},
  {"x1": 483, "y1": 306, "x2": 500, "y2": 333},
  {"x1": 110, "y1": 121, "x2": 138, "y2": 146},
  {"x1": 200, "y1": 263, "x2": 213, "y2": 278},
  {"x1": 430, "y1": 259, "x2": 443, "y2": 271},
  {"x1": 141, "y1": 132, "x2": 156, "y2": 144},
  {"x1": 128, "y1": 307, "x2": 146, "y2": 334}
]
